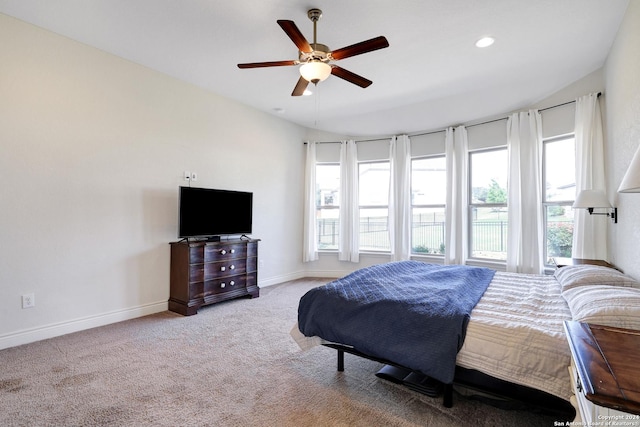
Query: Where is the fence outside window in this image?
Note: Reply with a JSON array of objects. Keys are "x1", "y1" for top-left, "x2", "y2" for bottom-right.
[{"x1": 318, "y1": 217, "x2": 573, "y2": 259}]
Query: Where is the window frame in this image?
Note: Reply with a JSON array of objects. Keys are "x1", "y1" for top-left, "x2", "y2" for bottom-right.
[
  {"x1": 410, "y1": 154, "x2": 446, "y2": 256},
  {"x1": 315, "y1": 162, "x2": 340, "y2": 251},
  {"x1": 358, "y1": 160, "x2": 391, "y2": 253},
  {"x1": 542, "y1": 134, "x2": 576, "y2": 265},
  {"x1": 467, "y1": 146, "x2": 509, "y2": 261}
]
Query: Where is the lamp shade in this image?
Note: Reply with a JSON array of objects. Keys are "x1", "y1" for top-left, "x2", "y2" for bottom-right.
[
  {"x1": 573, "y1": 189, "x2": 611, "y2": 208},
  {"x1": 618, "y1": 145, "x2": 640, "y2": 193},
  {"x1": 300, "y1": 61, "x2": 332, "y2": 83}
]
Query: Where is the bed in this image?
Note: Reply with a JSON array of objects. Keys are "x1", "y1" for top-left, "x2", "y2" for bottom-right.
[{"x1": 291, "y1": 260, "x2": 640, "y2": 408}]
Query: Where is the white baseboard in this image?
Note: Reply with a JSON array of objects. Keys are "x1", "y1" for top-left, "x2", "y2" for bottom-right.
[
  {"x1": 258, "y1": 271, "x2": 306, "y2": 287},
  {"x1": 1, "y1": 271, "x2": 348, "y2": 350},
  {"x1": 0, "y1": 301, "x2": 168, "y2": 350},
  {"x1": 302, "y1": 269, "x2": 351, "y2": 279},
  {"x1": 257, "y1": 269, "x2": 349, "y2": 288}
]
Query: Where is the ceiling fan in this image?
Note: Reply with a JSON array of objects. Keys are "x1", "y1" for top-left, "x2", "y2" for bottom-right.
[{"x1": 237, "y1": 8, "x2": 389, "y2": 96}]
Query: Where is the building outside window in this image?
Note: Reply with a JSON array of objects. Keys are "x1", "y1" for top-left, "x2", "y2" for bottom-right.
[
  {"x1": 469, "y1": 148, "x2": 508, "y2": 260},
  {"x1": 543, "y1": 135, "x2": 576, "y2": 263},
  {"x1": 316, "y1": 163, "x2": 340, "y2": 250},
  {"x1": 359, "y1": 161, "x2": 390, "y2": 251},
  {"x1": 411, "y1": 156, "x2": 446, "y2": 255}
]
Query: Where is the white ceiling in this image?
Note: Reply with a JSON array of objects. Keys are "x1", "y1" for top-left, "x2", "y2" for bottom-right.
[{"x1": 0, "y1": 0, "x2": 629, "y2": 136}]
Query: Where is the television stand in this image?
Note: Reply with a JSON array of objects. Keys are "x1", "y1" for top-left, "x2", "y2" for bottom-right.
[{"x1": 169, "y1": 238, "x2": 259, "y2": 315}]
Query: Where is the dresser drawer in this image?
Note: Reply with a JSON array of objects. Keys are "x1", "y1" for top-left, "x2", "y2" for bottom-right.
[
  {"x1": 570, "y1": 361, "x2": 593, "y2": 425},
  {"x1": 189, "y1": 260, "x2": 248, "y2": 282},
  {"x1": 204, "y1": 244, "x2": 247, "y2": 262},
  {"x1": 203, "y1": 275, "x2": 247, "y2": 297},
  {"x1": 204, "y1": 260, "x2": 247, "y2": 280}
]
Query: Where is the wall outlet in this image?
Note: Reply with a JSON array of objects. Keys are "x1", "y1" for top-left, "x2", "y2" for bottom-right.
[{"x1": 22, "y1": 293, "x2": 35, "y2": 309}]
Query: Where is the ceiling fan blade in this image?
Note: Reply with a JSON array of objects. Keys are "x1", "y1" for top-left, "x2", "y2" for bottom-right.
[
  {"x1": 292, "y1": 77, "x2": 310, "y2": 96},
  {"x1": 331, "y1": 66, "x2": 372, "y2": 88},
  {"x1": 277, "y1": 20, "x2": 313, "y2": 53},
  {"x1": 330, "y1": 36, "x2": 389, "y2": 60},
  {"x1": 237, "y1": 60, "x2": 297, "y2": 69}
]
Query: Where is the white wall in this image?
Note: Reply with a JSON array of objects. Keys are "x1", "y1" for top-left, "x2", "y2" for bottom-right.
[
  {"x1": 0, "y1": 14, "x2": 307, "y2": 349},
  {"x1": 605, "y1": 0, "x2": 640, "y2": 279}
]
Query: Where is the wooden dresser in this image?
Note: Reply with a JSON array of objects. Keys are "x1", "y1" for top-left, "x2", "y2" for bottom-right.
[
  {"x1": 169, "y1": 238, "x2": 259, "y2": 315},
  {"x1": 564, "y1": 321, "x2": 640, "y2": 426}
]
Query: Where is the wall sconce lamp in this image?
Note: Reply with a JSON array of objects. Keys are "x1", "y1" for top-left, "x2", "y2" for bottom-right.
[
  {"x1": 573, "y1": 190, "x2": 617, "y2": 223},
  {"x1": 618, "y1": 145, "x2": 640, "y2": 193}
]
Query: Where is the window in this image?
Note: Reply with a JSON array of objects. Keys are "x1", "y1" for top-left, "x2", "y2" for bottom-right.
[
  {"x1": 543, "y1": 136, "x2": 576, "y2": 263},
  {"x1": 359, "y1": 161, "x2": 390, "y2": 251},
  {"x1": 469, "y1": 148, "x2": 508, "y2": 260},
  {"x1": 316, "y1": 164, "x2": 340, "y2": 250},
  {"x1": 411, "y1": 156, "x2": 446, "y2": 255}
]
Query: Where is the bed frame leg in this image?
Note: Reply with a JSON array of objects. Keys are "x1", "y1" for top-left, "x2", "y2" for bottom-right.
[
  {"x1": 443, "y1": 383, "x2": 453, "y2": 407},
  {"x1": 337, "y1": 349, "x2": 344, "y2": 371}
]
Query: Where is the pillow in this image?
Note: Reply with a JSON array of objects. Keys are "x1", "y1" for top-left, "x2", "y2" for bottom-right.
[
  {"x1": 554, "y1": 264, "x2": 639, "y2": 292},
  {"x1": 562, "y1": 285, "x2": 640, "y2": 330}
]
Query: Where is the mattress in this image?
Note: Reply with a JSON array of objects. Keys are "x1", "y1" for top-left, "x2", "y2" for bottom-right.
[{"x1": 292, "y1": 269, "x2": 573, "y2": 401}]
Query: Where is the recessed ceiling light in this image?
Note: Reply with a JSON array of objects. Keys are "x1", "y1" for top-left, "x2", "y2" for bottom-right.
[{"x1": 475, "y1": 36, "x2": 495, "y2": 48}]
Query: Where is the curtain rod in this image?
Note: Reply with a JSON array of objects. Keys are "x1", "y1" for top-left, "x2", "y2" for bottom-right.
[
  {"x1": 310, "y1": 128, "x2": 446, "y2": 144},
  {"x1": 305, "y1": 92, "x2": 602, "y2": 144},
  {"x1": 538, "y1": 91, "x2": 601, "y2": 113}
]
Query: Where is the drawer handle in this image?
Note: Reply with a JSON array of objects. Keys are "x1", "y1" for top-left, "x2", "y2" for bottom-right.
[
  {"x1": 230, "y1": 249, "x2": 235, "y2": 254},
  {"x1": 220, "y1": 249, "x2": 227, "y2": 255},
  {"x1": 221, "y1": 282, "x2": 226, "y2": 288},
  {"x1": 230, "y1": 281, "x2": 235, "y2": 286},
  {"x1": 220, "y1": 266, "x2": 226, "y2": 271},
  {"x1": 230, "y1": 265, "x2": 235, "y2": 270}
]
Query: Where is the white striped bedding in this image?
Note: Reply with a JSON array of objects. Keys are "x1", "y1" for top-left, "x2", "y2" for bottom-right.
[{"x1": 456, "y1": 271, "x2": 572, "y2": 400}]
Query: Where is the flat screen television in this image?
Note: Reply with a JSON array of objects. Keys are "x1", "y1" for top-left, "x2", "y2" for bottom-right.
[{"x1": 179, "y1": 186, "x2": 253, "y2": 239}]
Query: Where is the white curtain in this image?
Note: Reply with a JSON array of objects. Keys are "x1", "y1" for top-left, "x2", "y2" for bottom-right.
[
  {"x1": 338, "y1": 140, "x2": 360, "y2": 262},
  {"x1": 389, "y1": 135, "x2": 412, "y2": 261},
  {"x1": 444, "y1": 126, "x2": 468, "y2": 265},
  {"x1": 572, "y1": 93, "x2": 607, "y2": 260},
  {"x1": 506, "y1": 111, "x2": 544, "y2": 274},
  {"x1": 302, "y1": 141, "x2": 318, "y2": 262}
]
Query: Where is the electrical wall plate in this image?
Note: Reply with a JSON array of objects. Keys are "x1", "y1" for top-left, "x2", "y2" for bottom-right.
[{"x1": 22, "y1": 293, "x2": 35, "y2": 309}]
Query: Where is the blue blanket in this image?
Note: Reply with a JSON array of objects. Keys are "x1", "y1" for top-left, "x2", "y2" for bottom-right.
[{"x1": 298, "y1": 261, "x2": 495, "y2": 384}]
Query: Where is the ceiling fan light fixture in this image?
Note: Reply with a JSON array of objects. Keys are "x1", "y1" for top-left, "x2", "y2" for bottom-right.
[{"x1": 300, "y1": 61, "x2": 332, "y2": 84}]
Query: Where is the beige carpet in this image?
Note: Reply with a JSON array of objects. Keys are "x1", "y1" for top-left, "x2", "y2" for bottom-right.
[{"x1": 0, "y1": 278, "x2": 569, "y2": 426}]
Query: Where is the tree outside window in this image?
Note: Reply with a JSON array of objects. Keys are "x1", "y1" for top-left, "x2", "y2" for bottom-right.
[
  {"x1": 469, "y1": 148, "x2": 508, "y2": 260},
  {"x1": 543, "y1": 136, "x2": 576, "y2": 262}
]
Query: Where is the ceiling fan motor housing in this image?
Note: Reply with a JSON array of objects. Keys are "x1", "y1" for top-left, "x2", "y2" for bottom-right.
[
  {"x1": 307, "y1": 8, "x2": 322, "y2": 22},
  {"x1": 299, "y1": 43, "x2": 330, "y2": 63}
]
